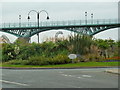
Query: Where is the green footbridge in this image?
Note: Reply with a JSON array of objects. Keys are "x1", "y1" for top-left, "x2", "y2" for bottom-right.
[{"x1": 0, "y1": 19, "x2": 120, "y2": 38}]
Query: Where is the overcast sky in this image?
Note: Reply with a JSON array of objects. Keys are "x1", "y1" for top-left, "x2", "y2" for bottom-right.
[{"x1": 0, "y1": 1, "x2": 119, "y2": 43}]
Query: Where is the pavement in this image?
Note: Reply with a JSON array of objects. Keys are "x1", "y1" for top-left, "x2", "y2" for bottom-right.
[
  {"x1": 105, "y1": 69, "x2": 120, "y2": 75},
  {"x1": 1, "y1": 68, "x2": 119, "y2": 88}
]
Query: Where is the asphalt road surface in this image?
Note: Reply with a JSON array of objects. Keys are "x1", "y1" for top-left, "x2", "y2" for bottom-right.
[{"x1": 0, "y1": 68, "x2": 119, "y2": 88}]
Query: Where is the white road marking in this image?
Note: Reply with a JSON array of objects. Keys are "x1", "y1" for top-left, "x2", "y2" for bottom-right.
[
  {"x1": 82, "y1": 75, "x2": 92, "y2": 78},
  {"x1": 77, "y1": 77, "x2": 82, "y2": 78},
  {"x1": 81, "y1": 71, "x2": 101, "y2": 72},
  {"x1": 64, "y1": 75, "x2": 68, "y2": 76},
  {"x1": 61, "y1": 74, "x2": 66, "y2": 76},
  {"x1": 0, "y1": 80, "x2": 28, "y2": 86},
  {"x1": 61, "y1": 74, "x2": 74, "y2": 77},
  {"x1": 61, "y1": 74, "x2": 83, "y2": 79},
  {"x1": 61, "y1": 72, "x2": 92, "y2": 79}
]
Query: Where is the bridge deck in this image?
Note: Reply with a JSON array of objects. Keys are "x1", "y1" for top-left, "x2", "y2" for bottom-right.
[
  {"x1": 0, "y1": 19, "x2": 119, "y2": 37},
  {"x1": 0, "y1": 19, "x2": 119, "y2": 29}
]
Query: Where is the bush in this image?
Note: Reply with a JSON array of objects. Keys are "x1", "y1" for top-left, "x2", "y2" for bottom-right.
[
  {"x1": 4, "y1": 55, "x2": 71, "y2": 65},
  {"x1": 2, "y1": 55, "x2": 10, "y2": 62},
  {"x1": 68, "y1": 34, "x2": 93, "y2": 55},
  {"x1": 28, "y1": 56, "x2": 49, "y2": 65},
  {"x1": 83, "y1": 54, "x2": 103, "y2": 62},
  {"x1": 28, "y1": 55, "x2": 71, "y2": 65},
  {"x1": 4, "y1": 60, "x2": 29, "y2": 65},
  {"x1": 51, "y1": 54, "x2": 71, "y2": 65}
]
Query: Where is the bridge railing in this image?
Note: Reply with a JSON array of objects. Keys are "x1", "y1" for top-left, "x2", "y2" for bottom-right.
[{"x1": 0, "y1": 19, "x2": 119, "y2": 28}]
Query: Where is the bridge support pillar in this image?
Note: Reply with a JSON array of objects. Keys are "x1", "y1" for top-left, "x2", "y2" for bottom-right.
[{"x1": 17, "y1": 37, "x2": 30, "y2": 43}]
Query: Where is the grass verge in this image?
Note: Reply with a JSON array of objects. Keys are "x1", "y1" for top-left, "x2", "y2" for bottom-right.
[{"x1": 1, "y1": 61, "x2": 119, "y2": 68}]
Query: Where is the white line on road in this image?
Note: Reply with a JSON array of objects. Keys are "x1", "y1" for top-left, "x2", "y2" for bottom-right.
[
  {"x1": 77, "y1": 77, "x2": 82, "y2": 78},
  {"x1": 81, "y1": 71, "x2": 102, "y2": 72},
  {"x1": 0, "y1": 80, "x2": 28, "y2": 86},
  {"x1": 82, "y1": 75, "x2": 92, "y2": 78},
  {"x1": 61, "y1": 74, "x2": 68, "y2": 76},
  {"x1": 61, "y1": 74, "x2": 83, "y2": 79}
]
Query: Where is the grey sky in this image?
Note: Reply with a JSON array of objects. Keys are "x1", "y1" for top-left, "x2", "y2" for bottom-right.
[{"x1": 0, "y1": 2, "x2": 119, "y2": 42}]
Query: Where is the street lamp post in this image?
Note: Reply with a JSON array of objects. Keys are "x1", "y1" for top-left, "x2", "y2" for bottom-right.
[
  {"x1": 19, "y1": 15, "x2": 21, "y2": 27},
  {"x1": 27, "y1": 10, "x2": 49, "y2": 43},
  {"x1": 27, "y1": 15, "x2": 30, "y2": 26},
  {"x1": 91, "y1": 13, "x2": 93, "y2": 24},
  {"x1": 85, "y1": 12, "x2": 87, "y2": 25}
]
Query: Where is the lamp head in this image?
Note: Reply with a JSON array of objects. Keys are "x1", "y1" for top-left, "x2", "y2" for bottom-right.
[
  {"x1": 47, "y1": 16, "x2": 49, "y2": 20},
  {"x1": 28, "y1": 16, "x2": 30, "y2": 20},
  {"x1": 19, "y1": 15, "x2": 21, "y2": 19},
  {"x1": 19, "y1": 15, "x2": 21, "y2": 17}
]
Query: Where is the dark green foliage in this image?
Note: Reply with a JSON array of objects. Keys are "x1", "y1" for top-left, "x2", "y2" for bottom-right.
[
  {"x1": 5, "y1": 55, "x2": 71, "y2": 65},
  {"x1": 4, "y1": 60, "x2": 29, "y2": 65},
  {"x1": 68, "y1": 34, "x2": 93, "y2": 55},
  {"x1": 2, "y1": 34, "x2": 119, "y2": 65},
  {"x1": 2, "y1": 38, "x2": 70, "y2": 64},
  {"x1": 117, "y1": 40, "x2": 120, "y2": 47},
  {"x1": 95, "y1": 39, "x2": 109, "y2": 49},
  {"x1": 94, "y1": 39, "x2": 118, "y2": 58},
  {"x1": 2, "y1": 43, "x2": 16, "y2": 62},
  {"x1": 28, "y1": 54, "x2": 71, "y2": 65}
]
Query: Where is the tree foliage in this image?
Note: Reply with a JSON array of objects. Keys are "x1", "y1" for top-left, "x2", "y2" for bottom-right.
[
  {"x1": 68, "y1": 34, "x2": 93, "y2": 55},
  {"x1": 2, "y1": 34, "x2": 119, "y2": 64}
]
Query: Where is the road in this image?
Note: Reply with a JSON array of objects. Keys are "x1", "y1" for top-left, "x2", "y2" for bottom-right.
[{"x1": 0, "y1": 68, "x2": 119, "y2": 88}]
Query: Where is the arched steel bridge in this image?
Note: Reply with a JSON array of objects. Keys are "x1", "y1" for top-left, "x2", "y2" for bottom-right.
[{"x1": 0, "y1": 19, "x2": 120, "y2": 38}]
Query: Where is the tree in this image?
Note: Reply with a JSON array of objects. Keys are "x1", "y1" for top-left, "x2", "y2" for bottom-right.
[
  {"x1": 2, "y1": 43, "x2": 16, "y2": 62},
  {"x1": 94, "y1": 39, "x2": 116, "y2": 58},
  {"x1": 68, "y1": 34, "x2": 93, "y2": 55}
]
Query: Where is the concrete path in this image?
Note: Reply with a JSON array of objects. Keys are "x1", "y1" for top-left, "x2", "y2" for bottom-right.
[{"x1": 105, "y1": 69, "x2": 120, "y2": 75}]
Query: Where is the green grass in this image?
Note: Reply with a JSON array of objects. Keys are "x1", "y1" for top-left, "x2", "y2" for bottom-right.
[
  {"x1": 0, "y1": 63, "x2": 2, "y2": 67},
  {"x1": 1, "y1": 61, "x2": 119, "y2": 68}
]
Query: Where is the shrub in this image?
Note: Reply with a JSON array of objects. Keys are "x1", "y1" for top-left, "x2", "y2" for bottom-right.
[
  {"x1": 28, "y1": 55, "x2": 71, "y2": 65},
  {"x1": 4, "y1": 55, "x2": 71, "y2": 65},
  {"x1": 52, "y1": 54, "x2": 71, "y2": 65},
  {"x1": 68, "y1": 34, "x2": 93, "y2": 55},
  {"x1": 28, "y1": 56, "x2": 49, "y2": 65},
  {"x1": 2, "y1": 55, "x2": 10, "y2": 62},
  {"x1": 4, "y1": 60, "x2": 29, "y2": 65},
  {"x1": 83, "y1": 54, "x2": 103, "y2": 62}
]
